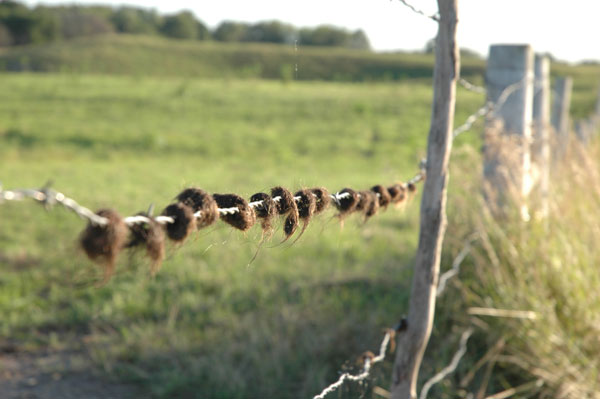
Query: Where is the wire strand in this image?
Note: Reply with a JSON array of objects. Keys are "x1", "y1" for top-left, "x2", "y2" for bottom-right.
[
  {"x1": 313, "y1": 331, "x2": 392, "y2": 399},
  {"x1": 0, "y1": 170, "x2": 425, "y2": 228}
]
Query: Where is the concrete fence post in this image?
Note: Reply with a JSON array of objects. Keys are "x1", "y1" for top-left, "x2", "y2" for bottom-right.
[
  {"x1": 532, "y1": 54, "x2": 550, "y2": 217},
  {"x1": 484, "y1": 44, "x2": 534, "y2": 220},
  {"x1": 551, "y1": 77, "x2": 572, "y2": 157}
]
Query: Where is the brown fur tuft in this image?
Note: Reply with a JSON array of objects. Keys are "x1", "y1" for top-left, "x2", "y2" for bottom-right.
[
  {"x1": 293, "y1": 189, "x2": 316, "y2": 240},
  {"x1": 295, "y1": 189, "x2": 316, "y2": 220},
  {"x1": 335, "y1": 188, "x2": 359, "y2": 218},
  {"x1": 284, "y1": 211, "x2": 299, "y2": 238},
  {"x1": 270, "y1": 186, "x2": 295, "y2": 214},
  {"x1": 310, "y1": 187, "x2": 330, "y2": 214},
  {"x1": 213, "y1": 194, "x2": 256, "y2": 231},
  {"x1": 356, "y1": 190, "x2": 380, "y2": 220},
  {"x1": 250, "y1": 192, "x2": 276, "y2": 234},
  {"x1": 407, "y1": 183, "x2": 417, "y2": 193},
  {"x1": 162, "y1": 203, "x2": 196, "y2": 242},
  {"x1": 270, "y1": 186, "x2": 300, "y2": 241},
  {"x1": 387, "y1": 184, "x2": 406, "y2": 204},
  {"x1": 126, "y1": 213, "x2": 166, "y2": 276},
  {"x1": 80, "y1": 208, "x2": 128, "y2": 284},
  {"x1": 371, "y1": 185, "x2": 392, "y2": 208},
  {"x1": 176, "y1": 187, "x2": 219, "y2": 228}
]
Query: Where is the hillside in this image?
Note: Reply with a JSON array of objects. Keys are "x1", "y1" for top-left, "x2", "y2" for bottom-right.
[{"x1": 0, "y1": 34, "x2": 487, "y2": 81}]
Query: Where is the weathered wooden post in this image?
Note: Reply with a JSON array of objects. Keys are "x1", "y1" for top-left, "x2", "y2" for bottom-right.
[
  {"x1": 390, "y1": 0, "x2": 458, "y2": 398},
  {"x1": 551, "y1": 77, "x2": 572, "y2": 158},
  {"x1": 484, "y1": 44, "x2": 534, "y2": 220},
  {"x1": 532, "y1": 54, "x2": 550, "y2": 217}
]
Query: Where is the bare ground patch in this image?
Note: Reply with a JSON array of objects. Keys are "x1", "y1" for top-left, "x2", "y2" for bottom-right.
[{"x1": 0, "y1": 344, "x2": 143, "y2": 399}]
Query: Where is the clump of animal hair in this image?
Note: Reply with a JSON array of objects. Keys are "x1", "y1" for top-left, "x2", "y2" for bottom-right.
[
  {"x1": 126, "y1": 213, "x2": 165, "y2": 276},
  {"x1": 356, "y1": 190, "x2": 380, "y2": 221},
  {"x1": 162, "y1": 202, "x2": 196, "y2": 242},
  {"x1": 213, "y1": 194, "x2": 256, "y2": 231},
  {"x1": 293, "y1": 189, "x2": 316, "y2": 240},
  {"x1": 250, "y1": 192, "x2": 276, "y2": 235},
  {"x1": 371, "y1": 184, "x2": 392, "y2": 208},
  {"x1": 407, "y1": 183, "x2": 417, "y2": 193},
  {"x1": 335, "y1": 188, "x2": 359, "y2": 218},
  {"x1": 310, "y1": 187, "x2": 330, "y2": 214},
  {"x1": 270, "y1": 186, "x2": 300, "y2": 241},
  {"x1": 284, "y1": 211, "x2": 299, "y2": 238},
  {"x1": 80, "y1": 208, "x2": 128, "y2": 285},
  {"x1": 176, "y1": 187, "x2": 219, "y2": 228},
  {"x1": 387, "y1": 184, "x2": 406, "y2": 204},
  {"x1": 270, "y1": 186, "x2": 295, "y2": 214}
]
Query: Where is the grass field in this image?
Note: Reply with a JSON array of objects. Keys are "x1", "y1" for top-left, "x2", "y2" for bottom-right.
[{"x1": 0, "y1": 72, "x2": 486, "y2": 398}]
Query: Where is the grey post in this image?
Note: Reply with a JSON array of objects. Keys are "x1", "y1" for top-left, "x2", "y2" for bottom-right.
[
  {"x1": 551, "y1": 76, "x2": 572, "y2": 158},
  {"x1": 532, "y1": 54, "x2": 550, "y2": 217},
  {"x1": 484, "y1": 44, "x2": 534, "y2": 220}
]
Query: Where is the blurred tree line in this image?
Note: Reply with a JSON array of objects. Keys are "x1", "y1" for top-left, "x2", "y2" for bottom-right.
[{"x1": 0, "y1": 1, "x2": 370, "y2": 50}]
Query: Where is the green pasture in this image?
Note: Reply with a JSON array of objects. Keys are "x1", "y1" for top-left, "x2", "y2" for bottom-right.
[{"x1": 0, "y1": 73, "x2": 484, "y2": 398}]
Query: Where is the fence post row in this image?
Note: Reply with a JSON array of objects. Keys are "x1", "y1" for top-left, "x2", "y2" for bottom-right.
[{"x1": 484, "y1": 44, "x2": 534, "y2": 220}]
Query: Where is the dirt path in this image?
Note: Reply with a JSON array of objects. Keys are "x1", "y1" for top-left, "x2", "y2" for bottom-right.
[{"x1": 0, "y1": 345, "x2": 143, "y2": 399}]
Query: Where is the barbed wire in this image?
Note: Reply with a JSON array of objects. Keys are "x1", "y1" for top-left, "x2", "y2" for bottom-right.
[
  {"x1": 437, "y1": 233, "x2": 478, "y2": 296},
  {"x1": 458, "y1": 78, "x2": 486, "y2": 94},
  {"x1": 453, "y1": 102, "x2": 493, "y2": 138},
  {"x1": 396, "y1": 0, "x2": 440, "y2": 22},
  {"x1": 0, "y1": 171, "x2": 425, "y2": 228},
  {"x1": 313, "y1": 329, "x2": 393, "y2": 399},
  {"x1": 453, "y1": 76, "x2": 538, "y2": 139},
  {"x1": 419, "y1": 328, "x2": 474, "y2": 399},
  {"x1": 0, "y1": 168, "x2": 426, "y2": 282}
]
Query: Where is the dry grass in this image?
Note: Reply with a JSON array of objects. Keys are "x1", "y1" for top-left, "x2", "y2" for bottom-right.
[{"x1": 437, "y1": 129, "x2": 600, "y2": 398}]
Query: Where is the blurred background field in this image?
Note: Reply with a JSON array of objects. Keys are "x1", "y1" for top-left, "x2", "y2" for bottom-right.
[{"x1": 1, "y1": 3, "x2": 600, "y2": 398}]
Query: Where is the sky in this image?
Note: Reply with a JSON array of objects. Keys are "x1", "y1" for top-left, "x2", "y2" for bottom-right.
[{"x1": 22, "y1": 0, "x2": 600, "y2": 63}]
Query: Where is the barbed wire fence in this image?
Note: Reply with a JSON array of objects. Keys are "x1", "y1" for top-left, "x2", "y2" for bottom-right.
[
  {"x1": 308, "y1": 7, "x2": 550, "y2": 394},
  {"x1": 5, "y1": 2, "x2": 594, "y2": 398}
]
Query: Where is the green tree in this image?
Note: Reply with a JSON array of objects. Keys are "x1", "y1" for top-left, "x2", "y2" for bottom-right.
[
  {"x1": 0, "y1": 2, "x2": 60, "y2": 45},
  {"x1": 348, "y1": 29, "x2": 370, "y2": 50},
  {"x1": 160, "y1": 11, "x2": 208, "y2": 40},
  {"x1": 51, "y1": 6, "x2": 113, "y2": 39},
  {"x1": 110, "y1": 7, "x2": 160, "y2": 34},
  {"x1": 243, "y1": 20, "x2": 296, "y2": 44},
  {"x1": 299, "y1": 25, "x2": 349, "y2": 47},
  {"x1": 213, "y1": 21, "x2": 249, "y2": 42}
]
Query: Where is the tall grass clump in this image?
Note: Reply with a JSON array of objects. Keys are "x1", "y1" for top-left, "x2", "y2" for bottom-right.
[{"x1": 435, "y1": 131, "x2": 600, "y2": 398}]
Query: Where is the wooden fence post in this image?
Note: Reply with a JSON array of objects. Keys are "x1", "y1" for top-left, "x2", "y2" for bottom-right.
[
  {"x1": 551, "y1": 77, "x2": 573, "y2": 158},
  {"x1": 532, "y1": 54, "x2": 550, "y2": 217},
  {"x1": 483, "y1": 44, "x2": 534, "y2": 220},
  {"x1": 390, "y1": 0, "x2": 458, "y2": 398}
]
